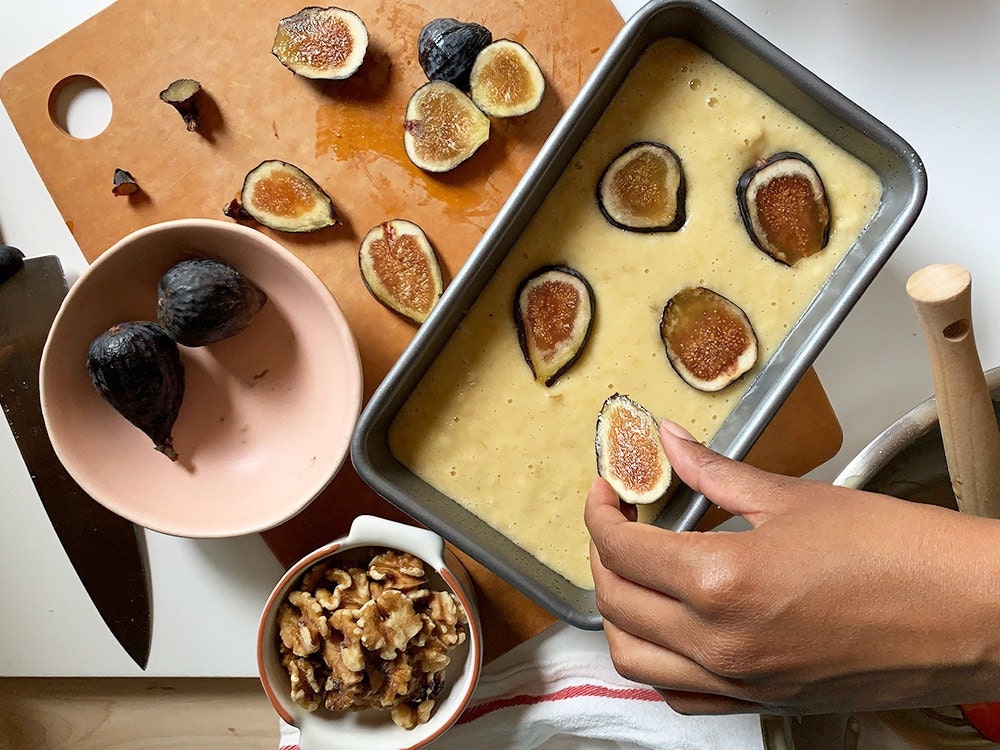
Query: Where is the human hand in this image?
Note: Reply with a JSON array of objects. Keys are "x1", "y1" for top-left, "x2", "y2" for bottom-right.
[{"x1": 585, "y1": 419, "x2": 1000, "y2": 716}]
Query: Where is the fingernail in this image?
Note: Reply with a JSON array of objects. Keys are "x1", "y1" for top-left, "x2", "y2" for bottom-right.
[{"x1": 660, "y1": 418, "x2": 696, "y2": 441}]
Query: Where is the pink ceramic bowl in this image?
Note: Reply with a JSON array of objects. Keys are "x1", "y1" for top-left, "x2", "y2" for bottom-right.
[
  {"x1": 258, "y1": 515, "x2": 483, "y2": 750},
  {"x1": 39, "y1": 218, "x2": 363, "y2": 537}
]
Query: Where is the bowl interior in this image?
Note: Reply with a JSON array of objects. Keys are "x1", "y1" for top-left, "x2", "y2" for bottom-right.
[
  {"x1": 258, "y1": 543, "x2": 481, "y2": 750},
  {"x1": 40, "y1": 219, "x2": 362, "y2": 537}
]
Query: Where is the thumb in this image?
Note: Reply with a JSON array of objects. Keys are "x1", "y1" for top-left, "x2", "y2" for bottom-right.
[{"x1": 659, "y1": 419, "x2": 796, "y2": 525}]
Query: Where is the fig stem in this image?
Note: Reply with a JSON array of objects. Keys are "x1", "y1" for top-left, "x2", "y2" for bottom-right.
[
  {"x1": 112, "y1": 168, "x2": 140, "y2": 197},
  {"x1": 159, "y1": 78, "x2": 202, "y2": 131},
  {"x1": 156, "y1": 440, "x2": 179, "y2": 462}
]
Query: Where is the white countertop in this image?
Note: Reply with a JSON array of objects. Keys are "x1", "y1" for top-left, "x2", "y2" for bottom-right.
[{"x1": 2, "y1": 0, "x2": 997, "y2": 680}]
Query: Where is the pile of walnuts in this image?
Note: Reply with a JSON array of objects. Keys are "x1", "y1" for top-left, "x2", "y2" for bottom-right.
[{"x1": 277, "y1": 548, "x2": 468, "y2": 729}]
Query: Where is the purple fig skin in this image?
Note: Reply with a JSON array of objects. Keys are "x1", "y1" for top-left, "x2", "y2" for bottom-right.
[
  {"x1": 157, "y1": 258, "x2": 267, "y2": 347},
  {"x1": 418, "y1": 18, "x2": 492, "y2": 90},
  {"x1": 87, "y1": 321, "x2": 184, "y2": 461}
]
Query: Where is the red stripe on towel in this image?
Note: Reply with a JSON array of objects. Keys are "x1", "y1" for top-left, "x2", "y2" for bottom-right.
[{"x1": 457, "y1": 684, "x2": 663, "y2": 725}]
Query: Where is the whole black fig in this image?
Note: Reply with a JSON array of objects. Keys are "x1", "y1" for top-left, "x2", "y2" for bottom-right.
[
  {"x1": 418, "y1": 18, "x2": 492, "y2": 91},
  {"x1": 87, "y1": 321, "x2": 185, "y2": 461},
  {"x1": 157, "y1": 258, "x2": 267, "y2": 347}
]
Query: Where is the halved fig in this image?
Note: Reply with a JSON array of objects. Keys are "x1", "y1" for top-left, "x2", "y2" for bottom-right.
[
  {"x1": 403, "y1": 81, "x2": 490, "y2": 172},
  {"x1": 418, "y1": 18, "x2": 492, "y2": 91},
  {"x1": 598, "y1": 142, "x2": 686, "y2": 233},
  {"x1": 595, "y1": 394, "x2": 672, "y2": 505},
  {"x1": 272, "y1": 6, "x2": 368, "y2": 80},
  {"x1": 240, "y1": 160, "x2": 337, "y2": 232},
  {"x1": 660, "y1": 287, "x2": 758, "y2": 392},
  {"x1": 513, "y1": 265, "x2": 595, "y2": 387},
  {"x1": 737, "y1": 152, "x2": 831, "y2": 266},
  {"x1": 359, "y1": 219, "x2": 443, "y2": 323},
  {"x1": 469, "y1": 39, "x2": 545, "y2": 118}
]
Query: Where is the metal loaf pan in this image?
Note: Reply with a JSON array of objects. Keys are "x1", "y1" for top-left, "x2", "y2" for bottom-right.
[{"x1": 352, "y1": 0, "x2": 927, "y2": 629}]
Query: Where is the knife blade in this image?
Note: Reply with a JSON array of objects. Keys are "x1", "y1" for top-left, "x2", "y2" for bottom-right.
[{"x1": 0, "y1": 255, "x2": 152, "y2": 669}]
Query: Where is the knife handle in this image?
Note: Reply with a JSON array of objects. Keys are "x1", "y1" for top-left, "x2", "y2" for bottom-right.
[{"x1": 907, "y1": 263, "x2": 1000, "y2": 518}]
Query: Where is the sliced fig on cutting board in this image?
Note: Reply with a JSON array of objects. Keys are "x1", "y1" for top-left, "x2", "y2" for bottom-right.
[
  {"x1": 272, "y1": 6, "x2": 368, "y2": 80},
  {"x1": 737, "y1": 151, "x2": 830, "y2": 266},
  {"x1": 359, "y1": 219, "x2": 444, "y2": 324},
  {"x1": 596, "y1": 393, "x2": 672, "y2": 505},
  {"x1": 403, "y1": 81, "x2": 490, "y2": 172},
  {"x1": 513, "y1": 265, "x2": 595, "y2": 387},
  {"x1": 240, "y1": 160, "x2": 337, "y2": 233},
  {"x1": 597, "y1": 142, "x2": 686, "y2": 233},
  {"x1": 660, "y1": 286, "x2": 758, "y2": 392},
  {"x1": 469, "y1": 39, "x2": 545, "y2": 118}
]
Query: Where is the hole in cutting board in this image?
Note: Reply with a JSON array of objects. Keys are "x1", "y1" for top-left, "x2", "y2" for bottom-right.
[{"x1": 48, "y1": 75, "x2": 112, "y2": 138}]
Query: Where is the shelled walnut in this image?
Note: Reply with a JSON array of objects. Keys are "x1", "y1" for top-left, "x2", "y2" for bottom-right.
[{"x1": 276, "y1": 548, "x2": 468, "y2": 729}]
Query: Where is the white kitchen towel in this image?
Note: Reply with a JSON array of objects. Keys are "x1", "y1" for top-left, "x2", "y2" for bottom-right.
[{"x1": 277, "y1": 622, "x2": 764, "y2": 750}]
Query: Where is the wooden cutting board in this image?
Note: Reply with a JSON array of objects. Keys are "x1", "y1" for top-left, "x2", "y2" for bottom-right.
[{"x1": 1, "y1": 0, "x2": 843, "y2": 664}]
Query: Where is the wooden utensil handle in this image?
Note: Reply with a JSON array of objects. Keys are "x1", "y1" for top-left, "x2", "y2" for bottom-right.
[{"x1": 907, "y1": 263, "x2": 1000, "y2": 518}]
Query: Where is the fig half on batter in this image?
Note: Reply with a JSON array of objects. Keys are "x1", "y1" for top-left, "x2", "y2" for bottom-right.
[
  {"x1": 660, "y1": 287, "x2": 758, "y2": 392},
  {"x1": 737, "y1": 152, "x2": 830, "y2": 266},
  {"x1": 359, "y1": 219, "x2": 443, "y2": 324},
  {"x1": 597, "y1": 142, "x2": 686, "y2": 233},
  {"x1": 596, "y1": 394, "x2": 672, "y2": 505},
  {"x1": 514, "y1": 265, "x2": 595, "y2": 387}
]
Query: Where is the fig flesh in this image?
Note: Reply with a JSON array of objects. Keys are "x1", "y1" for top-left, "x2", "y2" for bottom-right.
[
  {"x1": 158, "y1": 78, "x2": 202, "y2": 131},
  {"x1": 359, "y1": 219, "x2": 443, "y2": 324},
  {"x1": 272, "y1": 6, "x2": 368, "y2": 80},
  {"x1": 403, "y1": 81, "x2": 490, "y2": 172},
  {"x1": 157, "y1": 258, "x2": 267, "y2": 347},
  {"x1": 660, "y1": 287, "x2": 758, "y2": 392},
  {"x1": 737, "y1": 151, "x2": 830, "y2": 265},
  {"x1": 240, "y1": 160, "x2": 337, "y2": 232},
  {"x1": 595, "y1": 393, "x2": 672, "y2": 505},
  {"x1": 0, "y1": 245, "x2": 25, "y2": 287},
  {"x1": 469, "y1": 39, "x2": 545, "y2": 118},
  {"x1": 87, "y1": 321, "x2": 185, "y2": 461},
  {"x1": 514, "y1": 265, "x2": 595, "y2": 387},
  {"x1": 418, "y1": 18, "x2": 492, "y2": 91},
  {"x1": 598, "y1": 142, "x2": 686, "y2": 233}
]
